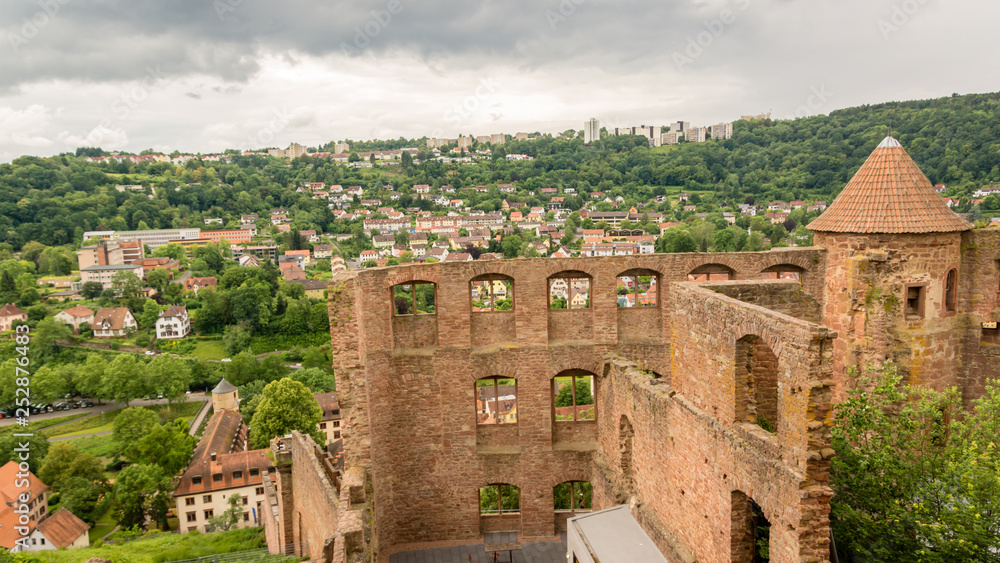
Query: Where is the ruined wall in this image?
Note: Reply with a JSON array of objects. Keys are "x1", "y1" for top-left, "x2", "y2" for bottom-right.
[
  {"x1": 958, "y1": 229, "x2": 1000, "y2": 405},
  {"x1": 328, "y1": 249, "x2": 829, "y2": 561},
  {"x1": 592, "y1": 283, "x2": 835, "y2": 563},
  {"x1": 815, "y1": 232, "x2": 965, "y2": 400}
]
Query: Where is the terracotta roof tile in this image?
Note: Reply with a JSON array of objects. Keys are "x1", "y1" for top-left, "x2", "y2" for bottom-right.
[
  {"x1": 36, "y1": 508, "x2": 89, "y2": 548},
  {"x1": 808, "y1": 136, "x2": 973, "y2": 234}
]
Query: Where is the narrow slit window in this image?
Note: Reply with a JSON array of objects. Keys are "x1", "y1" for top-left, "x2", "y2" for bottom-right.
[
  {"x1": 945, "y1": 270, "x2": 957, "y2": 313},
  {"x1": 905, "y1": 285, "x2": 925, "y2": 320}
]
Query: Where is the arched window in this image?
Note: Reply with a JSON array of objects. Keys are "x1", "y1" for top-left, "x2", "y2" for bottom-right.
[
  {"x1": 688, "y1": 263, "x2": 735, "y2": 281},
  {"x1": 945, "y1": 269, "x2": 957, "y2": 313},
  {"x1": 760, "y1": 264, "x2": 805, "y2": 282},
  {"x1": 480, "y1": 483, "x2": 519, "y2": 514},
  {"x1": 471, "y1": 275, "x2": 514, "y2": 312},
  {"x1": 617, "y1": 269, "x2": 659, "y2": 308},
  {"x1": 549, "y1": 271, "x2": 591, "y2": 310},
  {"x1": 553, "y1": 371, "x2": 595, "y2": 421},
  {"x1": 554, "y1": 481, "x2": 592, "y2": 511},
  {"x1": 476, "y1": 377, "x2": 517, "y2": 425},
  {"x1": 392, "y1": 281, "x2": 436, "y2": 315}
]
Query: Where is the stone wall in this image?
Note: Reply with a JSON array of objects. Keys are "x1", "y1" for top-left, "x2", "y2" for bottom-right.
[
  {"x1": 815, "y1": 232, "x2": 966, "y2": 401},
  {"x1": 958, "y1": 229, "x2": 1000, "y2": 405},
  {"x1": 328, "y1": 250, "x2": 833, "y2": 562}
]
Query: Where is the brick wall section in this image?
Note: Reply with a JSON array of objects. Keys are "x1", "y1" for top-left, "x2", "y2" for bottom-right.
[
  {"x1": 958, "y1": 230, "x2": 1000, "y2": 405},
  {"x1": 282, "y1": 432, "x2": 342, "y2": 560},
  {"x1": 709, "y1": 279, "x2": 823, "y2": 323},
  {"x1": 815, "y1": 232, "x2": 965, "y2": 401},
  {"x1": 328, "y1": 250, "x2": 831, "y2": 562}
]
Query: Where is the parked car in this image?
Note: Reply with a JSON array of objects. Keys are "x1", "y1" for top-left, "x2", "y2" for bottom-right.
[
  {"x1": 54, "y1": 402, "x2": 71, "y2": 411},
  {"x1": 220, "y1": 358, "x2": 232, "y2": 363},
  {"x1": 77, "y1": 399, "x2": 94, "y2": 408}
]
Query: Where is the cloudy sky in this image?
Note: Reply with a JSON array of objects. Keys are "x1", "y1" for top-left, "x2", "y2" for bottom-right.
[{"x1": 1, "y1": 0, "x2": 997, "y2": 162}]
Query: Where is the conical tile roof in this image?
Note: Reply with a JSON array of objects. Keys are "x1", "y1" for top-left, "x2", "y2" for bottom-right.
[{"x1": 807, "y1": 136, "x2": 973, "y2": 234}]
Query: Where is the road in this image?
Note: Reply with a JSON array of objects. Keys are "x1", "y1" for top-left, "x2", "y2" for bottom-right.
[{"x1": 0, "y1": 392, "x2": 210, "y2": 429}]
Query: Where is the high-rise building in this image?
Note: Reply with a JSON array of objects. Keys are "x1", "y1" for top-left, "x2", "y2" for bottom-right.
[
  {"x1": 673, "y1": 121, "x2": 691, "y2": 132},
  {"x1": 584, "y1": 118, "x2": 600, "y2": 144},
  {"x1": 712, "y1": 122, "x2": 734, "y2": 140},
  {"x1": 686, "y1": 127, "x2": 708, "y2": 143},
  {"x1": 334, "y1": 142, "x2": 350, "y2": 154}
]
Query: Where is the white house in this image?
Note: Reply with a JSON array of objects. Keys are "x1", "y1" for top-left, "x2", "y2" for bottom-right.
[
  {"x1": 20, "y1": 508, "x2": 90, "y2": 552},
  {"x1": 156, "y1": 306, "x2": 191, "y2": 340}
]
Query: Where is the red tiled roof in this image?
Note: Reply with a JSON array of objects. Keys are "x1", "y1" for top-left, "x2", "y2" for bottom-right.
[
  {"x1": 0, "y1": 304, "x2": 26, "y2": 318},
  {"x1": 36, "y1": 508, "x2": 89, "y2": 548},
  {"x1": 808, "y1": 136, "x2": 973, "y2": 234},
  {"x1": 58, "y1": 305, "x2": 94, "y2": 318}
]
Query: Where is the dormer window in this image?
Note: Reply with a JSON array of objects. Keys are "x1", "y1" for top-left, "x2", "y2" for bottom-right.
[
  {"x1": 192, "y1": 476, "x2": 202, "y2": 485},
  {"x1": 213, "y1": 473, "x2": 223, "y2": 482}
]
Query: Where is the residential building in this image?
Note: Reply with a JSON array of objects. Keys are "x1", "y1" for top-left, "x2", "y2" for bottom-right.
[
  {"x1": 21, "y1": 508, "x2": 90, "y2": 552},
  {"x1": 685, "y1": 127, "x2": 708, "y2": 143},
  {"x1": 584, "y1": 118, "x2": 600, "y2": 144},
  {"x1": 54, "y1": 306, "x2": 94, "y2": 332},
  {"x1": 313, "y1": 244, "x2": 333, "y2": 259},
  {"x1": 712, "y1": 122, "x2": 734, "y2": 140},
  {"x1": 92, "y1": 307, "x2": 137, "y2": 338},
  {"x1": 661, "y1": 131, "x2": 684, "y2": 145},
  {"x1": 173, "y1": 406, "x2": 274, "y2": 534},
  {"x1": 0, "y1": 304, "x2": 28, "y2": 333},
  {"x1": 0, "y1": 461, "x2": 61, "y2": 552},
  {"x1": 204, "y1": 218, "x2": 223, "y2": 225},
  {"x1": 314, "y1": 392, "x2": 342, "y2": 444},
  {"x1": 83, "y1": 228, "x2": 201, "y2": 250},
  {"x1": 79, "y1": 264, "x2": 144, "y2": 289},
  {"x1": 130, "y1": 257, "x2": 181, "y2": 279},
  {"x1": 238, "y1": 254, "x2": 260, "y2": 267},
  {"x1": 231, "y1": 246, "x2": 278, "y2": 262},
  {"x1": 334, "y1": 142, "x2": 350, "y2": 154},
  {"x1": 292, "y1": 279, "x2": 329, "y2": 299},
  {"x1": 673, "y1": 120, "x2": 691, "y2": 132},
  {"x1": 184, "y1": 277, "x2": 218, "y2": 294},
  {"x1": 77, "y1": 241, "x2": 145, "y2": 269},
  {"x1": 156, "y1": 306, "x2": 191, "y2": 340},
  {"x1": 202, "y1": 230, "x2": 254, "y2": 245},
  {"x1": 284, "y1": 249, "x2": 312, "y2": 267}
]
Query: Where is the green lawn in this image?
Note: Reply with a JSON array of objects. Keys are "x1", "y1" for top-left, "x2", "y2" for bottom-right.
[
  {"x1": 65, "y1": 433, "x2": 116, "y2": 459},
  {"x1": 50, "y1": 401, "x2": 206, "y2": 438},
  {"x1": 191, "y1": 339, "x2": 228, "y2": 360},
  {"x1": 33, "y1": 526, "x2": 281, "y2": 563},
  {"x1": 88, "y1": 507, "x2": 117, "y2": 543},
  {"x1": 0, "y1": 412, "x2": 91, "y2": 439}
]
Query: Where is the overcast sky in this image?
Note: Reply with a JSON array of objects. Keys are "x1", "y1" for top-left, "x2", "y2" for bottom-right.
[{"x1": 1, "y1": 0, "x2": 997, "y2": 162}]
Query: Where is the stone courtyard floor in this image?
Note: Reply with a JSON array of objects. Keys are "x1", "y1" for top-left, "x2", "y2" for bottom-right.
[{"x1": 389, "y1": 532, "x2": 568, "y2": 563}]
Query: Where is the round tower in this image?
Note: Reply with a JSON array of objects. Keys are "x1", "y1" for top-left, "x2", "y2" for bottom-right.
[
  {"x1": 809, "y1": 136, "x2": 973, "y2": 399},
  {"x1": 211, "y1": 377, "x2": 240, "y2": 412}
]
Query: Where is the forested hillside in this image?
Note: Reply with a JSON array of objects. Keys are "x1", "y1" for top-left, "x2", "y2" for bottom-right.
[{"x1": 0, "y1": 92, "x2": 998, "y2": 252}]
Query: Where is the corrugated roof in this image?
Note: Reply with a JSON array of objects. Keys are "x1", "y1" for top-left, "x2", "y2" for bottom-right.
[{"x1": 808, "y1": 136, "x2": 973, "y2": 234}]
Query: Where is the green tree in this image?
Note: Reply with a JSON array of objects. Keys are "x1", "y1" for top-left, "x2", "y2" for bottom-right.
[
  {"x1": 554, "y1": 378, "x2": 594, "y2": 408},
  {"x1": 207, "y1": 493, "x2": 243, "y2": 532},
  {"x1": 132, "y1": 419, "x2": 196, "y2": 475},
  {"x1": 39, "y1": 442, "x2": 106, "y2": 494},
  {"x1": 112, "y1": 463, "x2": 170, "y2": 530},
  {"x1": 302, "y1": 347, "x2": 331, "y2": 372},
  {"x1": 31, "y1": 317, "x2": 73, "y2": 362},
  {"x1": 223, "y1": 323, "x2": 253, "y2": 355},
  {"x1": 144, "y1": 355, "x2": 192, "y2": 402},
  {"x1": 73, "y1": 354, "x2": 108, "y2": 402},
  {"x1": 831, "y1": 361, "x2": 1000, "y2": 561},
  {"x1": 145, "y1": 268, "x2": 171, "y2": 295},
  {"x1": 0, "y1": 432, "x2": 49, "y2": 473},
  {"x1": 248, "y1": 378, "x2": 324, "y2": 448},
  {"x1": 80, "y1": 281, "x2": 104, "y2": 300},
  {"x1": 225, "y1": 351, "x2": 261, "y2": 386},
  {"x1": 103, "y1": 354, "x2": 146, "y2": 406},
  {"x1": 138, "y1": 299, "x2": 162, "y2": 329},
  {"x1": 113, "y1": 407, "x2": 159, "y2": 461},
  {"x1": 501, "y1": 234, "x2": 523, "y2": 258},
  {"x1": 110, "y1": 270, "x2": 143, "y2": 302}
]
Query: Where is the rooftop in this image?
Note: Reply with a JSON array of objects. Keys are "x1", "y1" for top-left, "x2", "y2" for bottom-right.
[{"x1": 808, "y1": 136, "x2": 974, "y2": 234}]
